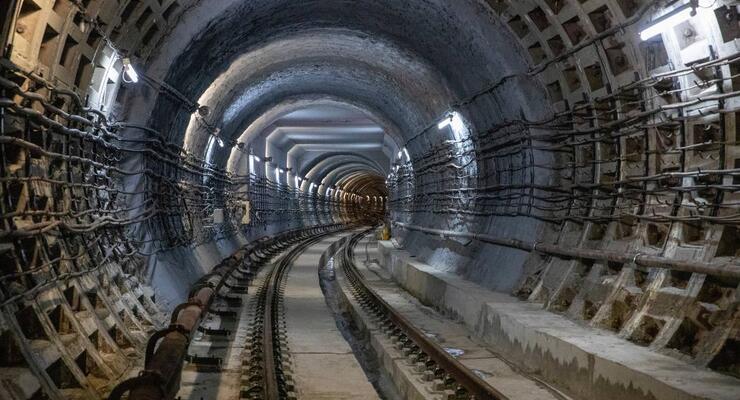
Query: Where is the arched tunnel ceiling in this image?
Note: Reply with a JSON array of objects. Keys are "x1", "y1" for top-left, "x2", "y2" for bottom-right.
[
  {"x1": 264, "y1": 105, "x2": 392, "y2": 175},
  {"x1": 222, "y1": 96, "x2": 399, "y2": 175},
  {"x1": 151, "y1": 0, "x2": 536, "y2": 154},
  {"x1": 152, "y1": 0, "x2": 541, "y2": 201},
  {"x1": 302, "y1": 156, "x2": 385, "y2": 192}
]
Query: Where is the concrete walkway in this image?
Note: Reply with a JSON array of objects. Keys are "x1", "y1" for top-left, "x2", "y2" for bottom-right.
[{"x1": 284, "y1": 234, "x2": 380, "y2": 399}]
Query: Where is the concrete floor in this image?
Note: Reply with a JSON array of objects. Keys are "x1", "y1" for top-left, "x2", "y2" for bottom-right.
[{"x1": 284, "y1": 234, "x2": 381, "y2": 399}]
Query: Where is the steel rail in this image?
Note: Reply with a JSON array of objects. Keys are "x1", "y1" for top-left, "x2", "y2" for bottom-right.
[
  {"x1": 107, "y1": 224, "x2": 343, "y2": 400},
  {"x1": 262, "y1": 240, "x2": 315, "y2": 398},
  {"x1": 261, "y1": 254, "x2": 282, "y2": 400},
  {"x1": 339, "y1": 230, "x2": 508, "y2": 400},
  {"x1": 249, "y1": 227, "x2": 346, "y2": 399}
]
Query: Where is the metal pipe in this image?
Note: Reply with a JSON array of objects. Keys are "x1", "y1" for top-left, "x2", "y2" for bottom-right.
[
  {"x1": 393, "y1": 221, "x2": 740, "y2": 279},
  {"x1": 108, "y1": 224, "x2": 343, "y2": 400}
]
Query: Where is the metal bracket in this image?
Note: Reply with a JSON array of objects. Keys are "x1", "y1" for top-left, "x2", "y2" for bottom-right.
[
  {"x1": 186, "y1": 354, "x2": 223, "y2": 372},
  {"x1": 208, "y1": 308, "x2": 237, "y2": 318},
  {"x1": 197, "y1": 326, "x2": 231, "y2": 337},
  {"x1": 217, "y1": 293, "x2": 243, "y2": 307}
]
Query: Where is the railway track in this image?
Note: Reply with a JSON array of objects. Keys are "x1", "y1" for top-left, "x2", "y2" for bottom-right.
[
  {"x1": 338, "y1": 230, "x2": 509, "y2": 400},
  {"x1": 236, "y1": 227, "x2": 510, "y2": 400},
  {"x1": 241, "y1": 230, "x2": 338, "y2": 400}
]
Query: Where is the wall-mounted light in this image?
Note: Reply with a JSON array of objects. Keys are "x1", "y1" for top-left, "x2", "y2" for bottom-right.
[
  {"x1": 216, "y1": 137, "x2": 225, "y2": 147},
  {"x1": 121, "y1": 58, "x2": 139, "y2": 83},
  {"x1": 438, "y1": 114, "x2": 453, "y2": 129},
  {"x1": 437, "y1": 111, "x2": 468, "y2": 144},
  {"x1": 640, "y1": 2, "x2": 695, "y2": 41}
]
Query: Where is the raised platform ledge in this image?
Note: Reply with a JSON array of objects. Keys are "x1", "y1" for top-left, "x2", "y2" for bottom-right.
[{"x1": 376, "y1": 240, "x2": 740, "y2": 400}]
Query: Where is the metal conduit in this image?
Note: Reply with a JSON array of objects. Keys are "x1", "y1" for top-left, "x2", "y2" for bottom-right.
[
  {"x1": 393, "y1": 222, "x2": 740, "y2": 280},
  {"x1": 108, "y1": 224, "x2": 343, "y2": 400}
]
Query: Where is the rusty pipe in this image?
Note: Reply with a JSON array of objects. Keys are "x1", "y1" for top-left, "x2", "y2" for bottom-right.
[{"x1": 109, "y1": 224, "x2": 344, "y2": 400}]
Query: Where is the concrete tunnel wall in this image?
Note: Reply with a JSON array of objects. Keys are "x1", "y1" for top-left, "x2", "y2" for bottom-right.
[
  {"x1": 83, "y1": 0, "x2": 557, "y2": 306},
  {"x1": 134, "y1": 0, "x2": 553, "y2": 294}
]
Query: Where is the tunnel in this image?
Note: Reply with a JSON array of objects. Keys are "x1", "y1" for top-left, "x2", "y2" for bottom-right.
[{"x1": 0, "y1": 0, "x2": 739, "y2": 399}]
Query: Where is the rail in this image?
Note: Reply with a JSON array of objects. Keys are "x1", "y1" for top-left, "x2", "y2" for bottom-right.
[
  {"x1": 339, "y1": 229, "x2": 509, "y2": 400},
  {"x1": 108, "y1": 224, "x2": 344, "y2": 400},
  {"x1": 242, "y1": 227, "x2": 345, "y2": 399}
]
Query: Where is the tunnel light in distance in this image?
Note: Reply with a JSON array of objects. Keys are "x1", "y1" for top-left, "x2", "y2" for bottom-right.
[
  {"x1": 639, "y1": 5, "x2": 693, "y2": 41},
  {"x1": 403, "y1": 147, "x2": 410, "y2": 161},
  {"x1": 121, "y1": 58, "x2": 139, "y2": 83}
]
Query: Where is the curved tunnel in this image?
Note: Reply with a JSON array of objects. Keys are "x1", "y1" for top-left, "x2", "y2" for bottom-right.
[{"x1": 0, "y1": 0, "x2": 739, "y2": 399}]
